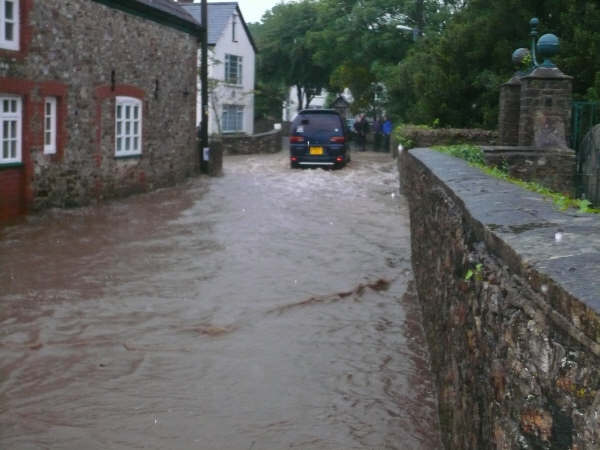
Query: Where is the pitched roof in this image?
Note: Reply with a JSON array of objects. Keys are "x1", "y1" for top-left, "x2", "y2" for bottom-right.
[
  {"x1": 92, "y1": 0, "x2": 202, "y2": 35},
  {"x1": 135, "y1": 0, "x2": 198, "y2": 23},
  {"x1": 181, "y1": 2, "x2": 257, "y2": 52}
]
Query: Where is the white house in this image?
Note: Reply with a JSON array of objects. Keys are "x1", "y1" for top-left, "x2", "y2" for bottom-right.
[
  {"x1": 180, "y1": 1, "x2": 256, "y2": 135},
  {"x1": 282, "y1": 87, "x2": 353, "y2": 122}
]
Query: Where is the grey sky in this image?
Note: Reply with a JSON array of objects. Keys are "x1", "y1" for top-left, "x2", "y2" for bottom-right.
[{"x1": 229, "y1": 0, "x2": 286, "y2": 24}]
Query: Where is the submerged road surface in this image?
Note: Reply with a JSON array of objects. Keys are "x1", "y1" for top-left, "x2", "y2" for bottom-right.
[{"x1": 0, "y1": 151, "x2": 442, "y2": 449}]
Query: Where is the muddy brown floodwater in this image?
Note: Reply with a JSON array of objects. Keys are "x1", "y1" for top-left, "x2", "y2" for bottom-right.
[{"x1": 0, "y1": 151, "x2": 442, "y2": 450}]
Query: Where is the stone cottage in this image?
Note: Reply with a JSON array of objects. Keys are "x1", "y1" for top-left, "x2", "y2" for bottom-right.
[{"x1": 0, "y1": 0, "x2": 202, "y2": 221}]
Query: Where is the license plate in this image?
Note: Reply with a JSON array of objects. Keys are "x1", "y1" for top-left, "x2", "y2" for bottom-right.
[{"x1": 309, "y1": 146, "x2": 323, "y2": 155}]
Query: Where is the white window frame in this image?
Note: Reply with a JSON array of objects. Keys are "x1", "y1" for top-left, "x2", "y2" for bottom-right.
[
  {"x1": 115, "y1": 96, "x2": 142, "y2": 157},
  {"x1": 222, "y1": 104, "x2": 244, "y2": 133},
  {"x1": 0, "y1": 0, "x2": 20, "y2": 51},
  {"x1": 43, "y1": 97, "x2": 57, "y2": 155},
  {"x1": 224, "y1": 54, "x2": 242, "y2": 85},
  {"x1": 0, "y1": 95, "x2": 22, "y2": 164}
]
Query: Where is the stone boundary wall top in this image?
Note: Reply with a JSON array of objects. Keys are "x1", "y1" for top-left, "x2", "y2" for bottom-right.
[
  {"x1": 397, "y1": 126, "x2": 498, "y2": 149},
  {"x1": 399, "y1": 148, "x2": 600, "y2": 449},
  {"x1": 220, "y1": 129, "x2": 282, "y2": 155}
]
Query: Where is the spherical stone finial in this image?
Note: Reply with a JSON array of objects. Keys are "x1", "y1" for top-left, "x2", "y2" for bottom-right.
[
  {"x1": 537, "y1": 33, "x2": 560, "y2": 67},
  {"x1": 512, "y1": 48, "x2": 530, "y2": 66},
  {"x1": 529, "y1": 17, "x2": 539, "y2": 28}
]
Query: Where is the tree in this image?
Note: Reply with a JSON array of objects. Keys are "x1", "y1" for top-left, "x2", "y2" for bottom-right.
[{"x1": 253, "y1": 1, "x2": 330, "y2": 111}]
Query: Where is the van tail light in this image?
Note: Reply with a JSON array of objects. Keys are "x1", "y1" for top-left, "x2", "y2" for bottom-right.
[
  {"x1": 330, "y1": 136, "x2": 345, "y2": 143},
  {"x1": 336, "y1": 156, "x2": 344, "y2": 162},
  {"x1": 290, "y1": 136, "x2": 305, "y2": 143}
]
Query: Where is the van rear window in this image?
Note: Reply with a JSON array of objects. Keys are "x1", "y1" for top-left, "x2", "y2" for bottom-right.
[{"x1": 293, "y1": 114, "x2": 342, "y2": 134}]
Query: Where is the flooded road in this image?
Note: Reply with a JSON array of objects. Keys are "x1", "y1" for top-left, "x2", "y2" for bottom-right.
[{"x1": 0, "y1": 151, "x2": 441, "y2": 449}]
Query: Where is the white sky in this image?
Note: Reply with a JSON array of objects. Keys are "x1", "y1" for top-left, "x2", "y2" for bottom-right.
[{"x1": 231, "y1": 0, "x2": 287, "y2": 24}]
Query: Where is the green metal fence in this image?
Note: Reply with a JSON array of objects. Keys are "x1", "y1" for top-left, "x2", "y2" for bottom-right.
[
  {"x1": 572, "y1": 101, "x2": 600, "y2": 152},
  {"x1": 572, "y1": 101, "x2": 600, "y2": 201}
]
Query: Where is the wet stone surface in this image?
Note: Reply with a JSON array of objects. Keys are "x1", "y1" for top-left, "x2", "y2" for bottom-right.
[{"x1": 0, "y1": 152, "x2": 441, "y2": 449}]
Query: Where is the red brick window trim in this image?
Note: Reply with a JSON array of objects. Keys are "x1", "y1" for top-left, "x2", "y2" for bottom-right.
[
  {"x1": 0, "y1": 0, "x2": 32, "y2": 59},
  {"x1": 94, "y1": 85, "x2": 145, "y2": 163},
  {"x1": 39, "y1": 82, "x2": 68, "y2": 161}
]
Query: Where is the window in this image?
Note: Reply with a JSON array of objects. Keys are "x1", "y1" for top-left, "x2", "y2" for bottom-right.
[
  {"x1": 0, "y1": 95, "x2": 21, "y2": 163},
  {"x1": 232, "y1": 14, "x2": 237, "y2": 42},
  {"x1": 222, "y1": 104, "x2": 244, "y2": 132},
  {"x1": 224, "y1": 54, "x2": 242, "y2": 85},
  {"x1": 43, "y1": 97, "x2": 57, "y2": 154},
  {"x1": 0, "y1": 0, "x2": 19, "y2": 50},
  {"x1": 115, "y1": 97, "x2": 142, "y2": 156}
]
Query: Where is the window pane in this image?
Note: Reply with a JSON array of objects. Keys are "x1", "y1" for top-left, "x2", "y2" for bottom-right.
[
  {"x1": 134, "y1": 137, "x2": 138, "y2": 150},
  {"x1": 133, "y1": 106, "x2": 138, "y2": 120},
  {"x1": 116, "y1": 121, "x2": 122, "y2": 135},
  {"x1": 5, "y1": 24, "x2": 14, "y2": 42},
  {"x1": 10, "y1": 121, "x2": 16, "y2": 138},
  {"x1": 125, "y1": 122, "x2": 130, "y2": 135},
  {"x1": 133, "y1": 122, "x2": 138, "y2": 134},
  {"x1": 2, "y1": 121, "x2": 7, "y2": 138},
  {"x1": 45, "y1": 131, "x2": 50, "y2": 146},
  {"x1": 117, "y1": 105, "x2": 122, "y2": 119},
  {"x1": 46, "y1": 102, "x2": 51, "y2": 115},
  {"x1": 117, "y1": 137, "x2": 122, "y2": 151},
  {"x1": 125, "y1": 137, "x2": 130, "y2": 150},
  {"x1": 10, "y1": 140, "x2": 16, "y2": 158},
  {"x1": 11, "y1": 100, "x2": 16, "y2": 113},
  {"x1": 125, "y1": 106, "x2": 130, "y2": 120},
  {"x1": 6, "y1": 2, "x2": 14, "y2": 20},
  {"x1": 2, "y1": 100, "x2": 8, "y2": 113},
  {"x1": 3, "y1": 141, "x2": 8, "y2": 159}
]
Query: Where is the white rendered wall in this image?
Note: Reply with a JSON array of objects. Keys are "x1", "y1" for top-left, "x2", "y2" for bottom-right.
[{"x1": 196, "y1": 13, "x2": 255, "y2": 135}]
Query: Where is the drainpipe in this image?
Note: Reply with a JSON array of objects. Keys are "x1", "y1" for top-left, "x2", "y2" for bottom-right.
[{"x1": 200, "y1": 0, "x2": 209, "y2": 172}]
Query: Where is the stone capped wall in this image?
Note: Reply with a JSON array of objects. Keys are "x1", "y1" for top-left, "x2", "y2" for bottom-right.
[
  {"x1": 397, "y1": 126, "x2": 497, "y2": 149},
  {"x1": 0, "y1": 0, "x2": 199, "y2": 212},
  {"x1": 399, "y1": 148, "x2": 600, "y2": 449},
  {"x1": 482, "y1": 146, "x2": 576, "y2": 196},
  {"x1": 220, "y1": 129, "x2": 282, "y2": 155}
]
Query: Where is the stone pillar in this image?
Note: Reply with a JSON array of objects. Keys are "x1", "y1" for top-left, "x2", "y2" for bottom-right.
[
  {"x1": 498, "y1": 76, "x2": 522, "y2": 145},
  {"x1": 518, "y1": 66, "x2": 573, "y2": 148}
]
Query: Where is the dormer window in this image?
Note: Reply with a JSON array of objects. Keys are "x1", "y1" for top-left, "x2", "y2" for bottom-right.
[{"x1": 0, "y1": 0, "x2": 19, "y2": 51}]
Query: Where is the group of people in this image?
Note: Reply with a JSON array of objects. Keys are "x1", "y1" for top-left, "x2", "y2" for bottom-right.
[{"x1": 353, "y1": 114, "x2": 392, "y2": 152}]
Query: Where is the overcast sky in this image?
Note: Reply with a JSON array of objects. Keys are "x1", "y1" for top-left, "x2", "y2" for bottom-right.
[{"x1": 232, "y1": 0, "x2": 286, "y2": 24}]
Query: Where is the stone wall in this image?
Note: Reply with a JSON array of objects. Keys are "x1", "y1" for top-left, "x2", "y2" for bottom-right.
[
  {"x1": 518, "y1": 67, "x2": 573, "y2": 149},
  {"x1": 399, "y1": 148, "x2": 600, "y2": 449},
  {"x1": 482, "y1": 146, "x2": 576, "y2": 196},
  {"x1": 0, "y1": 0, "x2": 199, "y2": 215},
  {"x1": 220, "y1": 129, "x2": 282, "y2": 155},
  {"x1": 397, "y1": 126, "x2": 498, "y2": 149}
]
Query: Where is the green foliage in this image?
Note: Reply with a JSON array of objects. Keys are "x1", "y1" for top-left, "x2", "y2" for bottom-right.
[
  {"x1": 465, "y1": 263, "x2": 483, "y2": 282},
  {"x1": 252, "y1": 0, "x2": 600, "y2": 127},
  {"x1": 252, "y1": 1, "x2": 329, "y2": 111},
  {"x1": 432, "y1": 145, "x2": 486, "y2": 165},
  {"x1": 432, "y1": 145, "x2": 600, "y2": 214}
]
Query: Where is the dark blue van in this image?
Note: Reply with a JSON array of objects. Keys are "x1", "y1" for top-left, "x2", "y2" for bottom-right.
[{"x1": 289, "y1": 109, "x2": 350, "y2": 169}]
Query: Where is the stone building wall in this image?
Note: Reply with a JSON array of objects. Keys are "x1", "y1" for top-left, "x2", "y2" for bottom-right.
[
  {"x1": 0, "y1": 0, "x2": 200, "y2": 216},
  {"x1": 399, "y1": 148, "x2": 600, "y2": 449}
]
